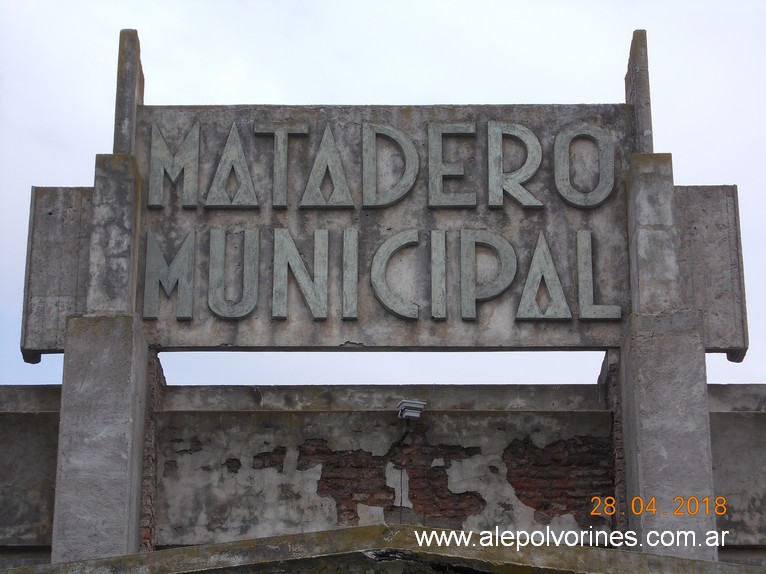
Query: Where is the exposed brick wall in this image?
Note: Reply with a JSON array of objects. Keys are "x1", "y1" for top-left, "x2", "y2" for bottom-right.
[
  {"x1": 387, "y1": 428, "x2": 484, "y2": 528},
  {"x1": 503, "y1": 435, "x2": 613, "y2": 529},
  {"x1": 297, "y1": 427, "x2": 485, "y2": 528},
  {"x1": 298, "y1": 438, "x2": 394, "y2": 523},
  {"x1": 140, "y1": 351, "x2": 166, "y2": 552},
  {"x1": 252, "y1": 447, "x2": 287, "y2": 472}
]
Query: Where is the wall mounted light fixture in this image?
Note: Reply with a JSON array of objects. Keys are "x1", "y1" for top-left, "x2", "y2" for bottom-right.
[{"x1": 397, "y1": 399, "x2": 426, "y2": 420}]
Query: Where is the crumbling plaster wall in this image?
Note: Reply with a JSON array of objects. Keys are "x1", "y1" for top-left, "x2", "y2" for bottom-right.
[{"x1": 154, "y1": 385, "x2": 613, "y2": 547}]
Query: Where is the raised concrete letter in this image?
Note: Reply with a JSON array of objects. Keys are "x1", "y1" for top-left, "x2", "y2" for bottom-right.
[
  {"x1": 301, "y1": 125, "x2": 353, "y2": 208},
  {"x1": 149, "y1": 122, "x2": 199, "y2": 208},
  {"x1": 272, "y1": 229, "x2": 328, "y2": 320},
  {"x1": 554, "y1": 122, "x2": 615, "y2": 208},
  {"x1": 143, "y1": 230, "x2": 195, "y2": 320},
  {"x1": 460, "y1": 229, "x2": 516, "y2": 320},
  {"x1": 343, "y1": 229, "x2": 358, "y2": 320},
  {"x1": 362, "y1": 122, "x2": 418, "y2": 207},
  {"x1": 577, "y1": 229, "x2": 621, "y2": 320},
  {"x1": 208, "y1": 228, "x2": 259, "y2": 319},
  {"x1": 254, "y1": 121, "x2": 309, "y2": 208},
  {"x1": 431, "y1": 230, "x2": 447, "y2": 320},
  {"x1": 205, "y1": 123, "x2": 259, "y2": 208},
  {"x1": 428, "y1": 122, "x2": 476, "y2": 207},
  {"x1": 488, "y1": 121, "x2": 543, "y2": 209},
  {"x1": 517, "y1": 231, "x2": 571, "y2": 320},
  {"x1": 371, "y1": 230, "x2": 419, "y2": 320}
]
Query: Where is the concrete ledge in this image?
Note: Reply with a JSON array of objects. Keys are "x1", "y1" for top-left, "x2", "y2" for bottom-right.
[
  {"x1": 160, "y1": 384, "x2": 607, "y2": 412},
  {"x1": 708, "y1": 384, "x2": 766, "y2": 412},
  {"x1": 0, "y1": 386, "x2": 61, "y2": 413},
  {"x1": 2, "y1": 383, "x2": 763, "y2": 414},
  {"x1": 7, "y1": 524, "x2": 766, "y2": 574}
]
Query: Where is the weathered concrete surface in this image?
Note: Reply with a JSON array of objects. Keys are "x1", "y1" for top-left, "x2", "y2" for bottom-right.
[
  {"x1": 0, "y1": 413, "x2": 58, "y2": 546},
  {"x1": 676, "y1": 185, "x2": 748, "y2": 361},
  {"x1": 712, "y1": 411, "x2": 766, "y2": 563},
  {"x1": 0, "y1": 387, "x2": 59, "y2": 568},
  {"x1": 21, "y1": 187, "x2": 93, "y2": 362},
  {"x1": 709, "y1": 386, "x2": 766, "y2": 554},
  {"x1": 8, "y1": 524, "x2": 766, "y2": 574},
  {"x1": 51, "y1": 314, "x2": 149, "y2": 563},
  {"x1": 625, "y1": 30, "x2": 653, "y2": 153},
  {"x1": 626, "y1": 154, "x2": 682, "y2": 313},
  {"x1": 161, "y1": 383, "x2": 606, "y2": 412},
  {"x1": 85, "y1": 154, "x2": 142, "y2": 314},
  {"x1": 620, "y1": 311, "x2": 716, "y2": 561},
  {"x1": 0, "y1": 385, "x2": 61, "y2": 413},
  {"x1": 708, "y1": 383, "x2": 766, "y2": 413},
  {"x1": 112, "y1": 29, "x2": 144, "y2": 154}
]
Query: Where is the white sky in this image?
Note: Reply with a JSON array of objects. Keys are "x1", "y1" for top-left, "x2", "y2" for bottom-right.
[{"x1": 1, "y1": 0, "x2": 764, "y2": 385}]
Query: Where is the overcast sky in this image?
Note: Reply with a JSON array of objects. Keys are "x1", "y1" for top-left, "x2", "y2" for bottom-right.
[{"x1": 1, "y1": 1, "x2": 764, "y2": 385}]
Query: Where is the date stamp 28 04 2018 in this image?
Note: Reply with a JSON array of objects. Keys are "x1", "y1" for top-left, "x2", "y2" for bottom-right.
[{"x1": 590, "y1": 496, "x2": 728, "y2": 518}]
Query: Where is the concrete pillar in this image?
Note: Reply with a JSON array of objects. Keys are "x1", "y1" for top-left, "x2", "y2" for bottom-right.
[
  {"x1": 51, "y1": 314, "x2": 148, "y2": 563},
  {"x1": 619, "y1": 153, "x2": 717, "y2": 561},
  {"x1": 113, "y1": 29, "x2": 143, "y2": 154},
  {"x1": 50, "y1": 28, "x2": 150, "y2": 564},
  {"x1": 625, "y1": 30, "x2": 653, "y2": 154}
]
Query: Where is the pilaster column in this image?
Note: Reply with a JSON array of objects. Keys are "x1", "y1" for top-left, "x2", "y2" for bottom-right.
[
  {"x1": 620, "y1": 153, "x2": 717, "y2": 561},
  {"x1": 51, "y1": 314, "x2": 148, "y2": 563}
]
